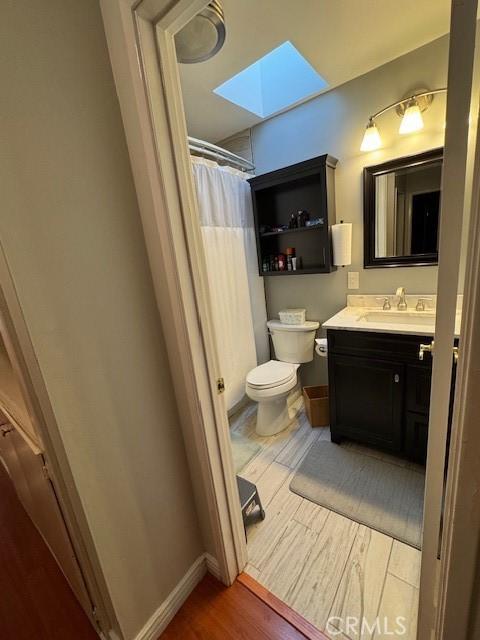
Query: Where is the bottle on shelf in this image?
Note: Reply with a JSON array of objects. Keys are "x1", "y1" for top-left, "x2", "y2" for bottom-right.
[
  {"x1": 286, "y1": 247, "x2": 295, "y2": 271},
  {"x1": 296, "y1": 210, "x2": 310, "y2": 227}
]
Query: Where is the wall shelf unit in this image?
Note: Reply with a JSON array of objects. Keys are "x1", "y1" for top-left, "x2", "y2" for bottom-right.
[{"x1": 248, "y1": 154, "x2": 338, "y2": 276}]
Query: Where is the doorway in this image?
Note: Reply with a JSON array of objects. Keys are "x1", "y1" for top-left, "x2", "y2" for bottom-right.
[{"x1": 101, "y1": 1, "x2": 480, "y2": 638}]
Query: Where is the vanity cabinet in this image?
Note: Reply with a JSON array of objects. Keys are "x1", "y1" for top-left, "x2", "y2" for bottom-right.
[
  {"x1": 327, "y1": 329, "x2": 437, "y2": 463},
  {"x1": 329, "y1": 354, "x2": 404, "y2": 450}
]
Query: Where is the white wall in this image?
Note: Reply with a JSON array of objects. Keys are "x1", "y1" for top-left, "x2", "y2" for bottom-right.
[
  {"x1": 0, "y1": 1, "x2": 203, "y2": 638},
  {"x1": 251, "y1": 36, "x2": 449, "y2": 385}
]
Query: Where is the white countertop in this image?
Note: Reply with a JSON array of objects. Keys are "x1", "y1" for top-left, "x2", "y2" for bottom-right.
[{"x1": 322, "y1": 294, "x2": 462, "y2": 338}]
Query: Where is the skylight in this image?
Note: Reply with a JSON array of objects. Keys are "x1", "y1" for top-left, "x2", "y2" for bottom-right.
[{"x1": 213, "y1": 41, "x2": 328, "y2": 118}]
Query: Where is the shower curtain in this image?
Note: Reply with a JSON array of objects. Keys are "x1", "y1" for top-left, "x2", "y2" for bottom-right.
[{"x1": 191, "y1": 157, "x2": 269, "y2": 411}]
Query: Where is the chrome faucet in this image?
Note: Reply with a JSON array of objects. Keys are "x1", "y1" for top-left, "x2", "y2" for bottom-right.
[{"x1": 396, "y1": 286, "x2": 408, "y2": 310}]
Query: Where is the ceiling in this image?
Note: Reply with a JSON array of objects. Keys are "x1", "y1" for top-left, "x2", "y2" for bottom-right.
[{"x1": 178, "y1": 0, "x2": 452, "y2": 143}]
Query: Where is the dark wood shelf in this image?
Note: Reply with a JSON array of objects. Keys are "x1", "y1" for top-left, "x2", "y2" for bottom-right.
[
  {"x1": 261, "y1": 268, "x2": 325, "y2": 276},
  {"x1": 248, "y1": 154, "x2": 338, "y2": 276},
  {"x1": 260, "y1": 224, "x2": 323, "y2": 238}
]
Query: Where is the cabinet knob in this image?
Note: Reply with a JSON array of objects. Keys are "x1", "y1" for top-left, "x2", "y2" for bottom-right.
[{"x1": 394, "y1": 374, "x2": 400, "y2": 383}]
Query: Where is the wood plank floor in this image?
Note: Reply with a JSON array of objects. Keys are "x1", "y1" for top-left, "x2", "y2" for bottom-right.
[
  {"x1": 161, "y1": 572, "x2": 327, "y2": 640},
  {"x1": 0, "y1": 463, "x2": 98, "y2": 640},
  {"x1": 231, "y1": 400, "x2": 421, "y2": 640}
]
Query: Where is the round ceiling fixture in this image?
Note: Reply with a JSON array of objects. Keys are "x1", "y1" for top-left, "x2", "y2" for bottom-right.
[{"x1": 175, "y1": 1, "x2": 226, "y2": 64}]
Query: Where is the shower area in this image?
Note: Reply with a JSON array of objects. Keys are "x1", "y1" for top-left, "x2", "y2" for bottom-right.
[{"x1": 188, "y1": 137, "x2": 269, "y2": 413}]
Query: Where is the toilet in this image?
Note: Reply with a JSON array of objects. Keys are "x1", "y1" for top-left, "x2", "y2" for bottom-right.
[{"x1": 246, "y1": 319, "x2": 319, "y2": 436}]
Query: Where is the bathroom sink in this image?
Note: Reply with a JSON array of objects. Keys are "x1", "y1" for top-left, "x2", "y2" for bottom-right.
[{"x1": 359, "y1": 311, "x2": 436, "y2": 327}]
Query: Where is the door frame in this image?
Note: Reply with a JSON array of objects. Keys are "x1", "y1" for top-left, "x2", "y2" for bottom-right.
[
  {"x1": 0, "y1": 246, "x2": 119, "y2": 639},
  {"x1": 101, "y1": 0, "x2": 480, "y2": 637},
  {"x1": 100, "y1": 0, "x2": 247, "y2": 585}
]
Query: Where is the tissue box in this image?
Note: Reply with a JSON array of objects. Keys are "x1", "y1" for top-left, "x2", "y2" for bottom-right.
[{"x1": 279, "y1": 308, "x2": 306, "y2": 325}]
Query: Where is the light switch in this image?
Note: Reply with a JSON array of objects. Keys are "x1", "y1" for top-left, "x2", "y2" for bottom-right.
[{"x1": 348, "y1": 271, "x2": 359, "y2": 289}]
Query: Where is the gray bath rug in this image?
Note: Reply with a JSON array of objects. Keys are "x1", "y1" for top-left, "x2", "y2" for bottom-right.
[
  {"x1": 290, "y1": 441, "x2": 425, "y2": 549},
  {"x1": 230, "y1": 433, "x2": 261, "y2": 473}
]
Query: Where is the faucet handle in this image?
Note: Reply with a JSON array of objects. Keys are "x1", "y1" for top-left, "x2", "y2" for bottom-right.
[
  {"x1": 416, "y1": 297, "x2": 433, "y2": 311},
  {"x1": 396, "y1": 286, "x2": 405, "y2": 297},
  {"x1": 376, "y1": 296, "x2": 391, "y2": 310}
]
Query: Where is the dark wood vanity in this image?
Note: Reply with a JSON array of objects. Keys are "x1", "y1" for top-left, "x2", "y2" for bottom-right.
[{"x1": 327, "y1": 329, "x2": 441, "y2": 464}]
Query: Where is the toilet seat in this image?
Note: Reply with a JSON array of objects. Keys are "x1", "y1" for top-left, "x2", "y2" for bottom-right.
[{"x1": 246, "y1": 360, "x2": 297, "y2": 390}]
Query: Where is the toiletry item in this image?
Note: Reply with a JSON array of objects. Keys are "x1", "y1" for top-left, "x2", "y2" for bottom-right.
[
  {"x1": 297, "y1": 210, "x2": 310, "y2": 227},
  {"x1": 306, "y1": 217, "x2": 323, "y2": 227},
  {"x1": 262, "y1": 257, "x2": 269, "y2": 273},
  {"x1": 289, "y1": 213, "x2": 298, "y2": 229},
  {"x1": 274, "y1": 255, "x2": 279, "y2": 271},
  {"x1": 291, "y1": 257, "x2": 297, "y2": 271},
  {"x1": 286, "y1": 247, "x2": 295, "y2": 271},
  {"x1": 278, "y1": 253, "x2": 286, "y2": 271}
]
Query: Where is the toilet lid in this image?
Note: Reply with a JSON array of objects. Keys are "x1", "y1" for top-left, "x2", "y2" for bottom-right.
[
  {"x1": 246, "y1": 360, "x2": 297, "y2": 388},
  {"x1": 267, "y1": 320, "x2": 320, "y2": 332}
]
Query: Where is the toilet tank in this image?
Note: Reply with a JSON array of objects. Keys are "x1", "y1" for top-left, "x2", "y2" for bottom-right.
[{"x1": 267, "y1": 320, "x2": 320, "y2": 363}]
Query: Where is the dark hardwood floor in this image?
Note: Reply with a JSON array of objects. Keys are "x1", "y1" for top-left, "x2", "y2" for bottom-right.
[
  {"x1": 0, "y1": 462, "x2": 98, "y2": 640},
  {"x1": 160, "y1": 572, "x2": 329, "y2": 640}
]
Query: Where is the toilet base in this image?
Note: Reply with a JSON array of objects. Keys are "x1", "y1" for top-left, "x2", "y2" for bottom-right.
[{"x1": 255, "y1": 384, "x2": 301, "y2": 436}]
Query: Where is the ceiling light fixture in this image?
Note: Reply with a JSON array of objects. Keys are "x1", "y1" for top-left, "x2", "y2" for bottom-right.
[
  {"x1": 360, "y1": 87, "x2": 446, "y2": 152},
  {"x1": 175, "y1": 1, "x2": 226, "y2": 64}
]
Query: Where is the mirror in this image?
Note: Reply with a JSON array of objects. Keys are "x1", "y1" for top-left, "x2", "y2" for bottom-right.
[{"x1": 363, "y1": 148, "x2": 443, "y2": 268}]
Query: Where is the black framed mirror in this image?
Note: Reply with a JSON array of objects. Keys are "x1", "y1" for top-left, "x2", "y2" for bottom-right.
[{"x1": 363, "y1": 148, "x2": 443, "y2": 268}]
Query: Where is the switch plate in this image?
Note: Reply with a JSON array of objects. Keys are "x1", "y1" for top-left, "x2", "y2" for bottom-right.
[{"x1": 348, "y1": 271, "x2": 359, "y2": 289}]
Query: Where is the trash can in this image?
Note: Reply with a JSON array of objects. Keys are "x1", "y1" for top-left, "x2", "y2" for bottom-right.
[{"x1": 303, "y1": 385, "x2": 329, "y2": 427}]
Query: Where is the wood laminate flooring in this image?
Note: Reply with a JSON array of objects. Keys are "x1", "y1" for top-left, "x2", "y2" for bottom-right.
[
  {"x1": 160, "y1": 572, "x2": 328, "y2": 640},
  {"x1": 230, "y1": 400, "x2": 421, "y2": 640}
]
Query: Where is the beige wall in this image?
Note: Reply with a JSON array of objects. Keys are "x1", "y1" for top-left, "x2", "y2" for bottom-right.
[
  {"x1": 0, "y1": 1, "x2": 203, "y2": 638},
  {"x1": 251, "y1": 35, "x2": 449, "y2": 385}
]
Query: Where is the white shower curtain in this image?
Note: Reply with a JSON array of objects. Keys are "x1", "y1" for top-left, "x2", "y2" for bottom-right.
[{"x1": 191, "y1": 157, "x2": 269, "y2": 410}]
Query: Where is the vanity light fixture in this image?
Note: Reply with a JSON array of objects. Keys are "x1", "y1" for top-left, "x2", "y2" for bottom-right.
[
  {"x1": 360, "y1": 119, "x2": 382, "y2": 152},
  {"x1": 399, "y1": 99, "x2": 424, "y2": 134},
  {"x1": 360, "y1": 87, "x2": 447, "y2": 152}
]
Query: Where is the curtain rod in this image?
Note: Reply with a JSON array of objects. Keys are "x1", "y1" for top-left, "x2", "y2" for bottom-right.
[{"x1": 188, "y1": 136, "x2": 255, "y2": 172}]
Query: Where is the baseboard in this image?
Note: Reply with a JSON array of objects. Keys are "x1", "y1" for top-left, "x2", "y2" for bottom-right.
[
  {"x1": 205, "y1": 552, "x2": 221, "y2": 579},
  {"x1": 133, "y1": 555, "x2": 207, "y2": 640}
]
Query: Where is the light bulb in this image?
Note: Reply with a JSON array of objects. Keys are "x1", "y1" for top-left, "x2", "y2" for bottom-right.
[
  {"x1": 360, "y1": 120, "x2": 382, "y2": 152},
  {"x1": 399, "y1": 101, "x2": 424, "y2": 134}
]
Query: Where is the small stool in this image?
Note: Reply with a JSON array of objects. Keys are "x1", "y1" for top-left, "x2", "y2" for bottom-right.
[{"x1": 236, "y1": 475, "x2": 265, "y2": 540}]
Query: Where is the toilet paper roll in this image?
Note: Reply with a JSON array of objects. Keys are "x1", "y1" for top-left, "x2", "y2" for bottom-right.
[
  {"x1": 332, "y1": 222, "x2": 352, "y2": 266},
  {"x1": 315, "y1": 338, "x2": 328, "y2": 358}
]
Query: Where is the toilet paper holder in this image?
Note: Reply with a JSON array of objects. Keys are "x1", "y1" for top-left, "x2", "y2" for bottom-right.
[{"x1": 315, "y1": 338, "x2": 328, "y2": 358}]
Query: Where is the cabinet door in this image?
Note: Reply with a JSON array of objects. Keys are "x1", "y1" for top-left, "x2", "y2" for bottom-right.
[
  {"x1": 405, "y1": 412, "x2": 429, "y2": 465},
  {"x1": 406, "y1": 364, "x2": 432, "y2": 414},
  {"x1": 329, "y1": 355, "x2": 404, "y2": 451}
]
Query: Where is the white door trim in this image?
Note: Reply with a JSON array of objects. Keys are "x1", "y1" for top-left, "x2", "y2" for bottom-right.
[
  {"x1": 436, "y1": 44, "x2": 480, "y2": 639},
  {"x1": 100, "y1": 0, "x2": 247, "y2": 585},
  {"x1": 418, "y1": 1, "x2": 479, "y2": 638},
  {"x1": 0, "y1": 245, "x2": 118, "y2": 638}
]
